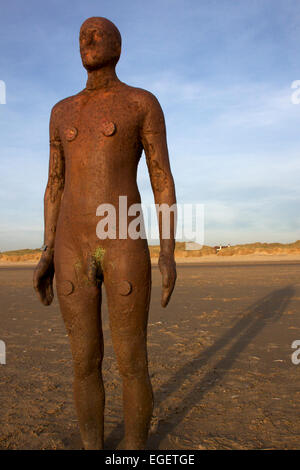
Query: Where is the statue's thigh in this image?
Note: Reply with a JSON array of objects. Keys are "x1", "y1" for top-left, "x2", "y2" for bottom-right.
[
  {"x1": 103, "y1": 247, "x2": 151, "y2": 335},
  {"x1": 54, "y1": 247, "x2": 103, "y2": 354},
  {"x1": 103, "y1": 247, "x2": 151, "y2": 373}
]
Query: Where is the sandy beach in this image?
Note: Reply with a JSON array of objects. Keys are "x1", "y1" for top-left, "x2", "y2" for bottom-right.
[{"x1": 0, "y1": 260, "x2": 299, "y2": 449}]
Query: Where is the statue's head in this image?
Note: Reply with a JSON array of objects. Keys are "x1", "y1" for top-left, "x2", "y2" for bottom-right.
[{"x1": 80, "y1": 17, "x2": 122, "y2": 71}]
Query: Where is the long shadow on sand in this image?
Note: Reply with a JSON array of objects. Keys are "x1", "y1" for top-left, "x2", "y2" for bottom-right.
[{"x1": 106, "y1": 285, "x2": 294, "y2": 449}]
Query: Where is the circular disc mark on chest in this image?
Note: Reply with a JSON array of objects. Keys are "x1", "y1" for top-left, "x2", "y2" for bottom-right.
[
  {"x1": 65, "y1": 127, "x2": 78, "y2": 141},
  {"x1": 101, "y1": 120, "x2": 116, "y2": 137}
]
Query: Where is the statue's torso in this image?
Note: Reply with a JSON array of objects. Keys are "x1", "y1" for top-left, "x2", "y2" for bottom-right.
[
  {"x1": 52, "y1": 83, "x2": 153, "y2": 251},
  {"x1": 58, "y1": 84, "x2": 146, "y2": 209}
]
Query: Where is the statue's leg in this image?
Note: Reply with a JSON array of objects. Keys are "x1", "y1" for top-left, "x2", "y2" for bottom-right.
[
  {"x1": 55, "y1": 248, "x2": 104, "y2": 450},
  {"x1": 104, "y1": 245, "x2": 153, "y2": 450}
]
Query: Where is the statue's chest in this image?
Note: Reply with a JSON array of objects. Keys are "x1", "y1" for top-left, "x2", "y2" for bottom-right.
[{"x1": 60, "y1": 99, "x2": 140, "y2": 148}]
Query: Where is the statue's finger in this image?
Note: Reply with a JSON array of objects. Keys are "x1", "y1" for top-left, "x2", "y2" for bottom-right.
[
  {"x1": 161, "y1": 285, "x2": 173, "y2": 308},
  {"x1": 161, "y1": 288, "x2": 169, "y2": 308},
  {"x1": 45, "y1": 281, "x2": 54, "y2": 305}
]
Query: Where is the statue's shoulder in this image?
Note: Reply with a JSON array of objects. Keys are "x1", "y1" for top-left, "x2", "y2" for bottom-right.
[
  {"x1": 121, "y1": 83, "x2": 162, "y2": 112},
  {"x1": 50, "y1": 93, "x2": 82, "y2": 120}
]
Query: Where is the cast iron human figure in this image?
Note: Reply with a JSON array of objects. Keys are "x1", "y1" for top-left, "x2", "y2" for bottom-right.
[{"x1": 33, "y1": 17, "x2": 177, "y2": 450}]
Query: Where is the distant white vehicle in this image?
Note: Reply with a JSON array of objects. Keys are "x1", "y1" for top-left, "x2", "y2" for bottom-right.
[{"x1": 214, "y1": 244, "x2": 231, "y2": 253}]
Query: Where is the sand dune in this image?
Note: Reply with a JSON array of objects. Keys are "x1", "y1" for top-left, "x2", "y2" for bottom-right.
[{"x1": 1, "y1": 241, "x2": 300, "y2": 264}]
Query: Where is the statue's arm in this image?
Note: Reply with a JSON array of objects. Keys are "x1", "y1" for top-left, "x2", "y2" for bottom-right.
[
  {"x1": 43, "y1": 106, "x2": 65, "y2": 252},
  {"x1": 33, "y1": 105, "x2": 65, "y2": 305},
  {"x1": 140, "y1": 93, "x2": 177, "y2": 307}
]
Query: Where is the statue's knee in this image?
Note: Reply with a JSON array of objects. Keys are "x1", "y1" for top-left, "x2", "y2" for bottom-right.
[
  {"x1": 113, "y1": 331, "x2": 148, "y2": 378},
  {"x1": 118, "y1": 356, "x2": 148, "y2": 379},
  {"x1": 73, "y1": 353, "x2": 102, "y2": 380}
]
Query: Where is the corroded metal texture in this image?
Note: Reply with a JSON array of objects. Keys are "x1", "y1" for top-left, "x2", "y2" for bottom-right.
[{"x1": 33, "y1": 17, "x2": 177, "y2": 450}]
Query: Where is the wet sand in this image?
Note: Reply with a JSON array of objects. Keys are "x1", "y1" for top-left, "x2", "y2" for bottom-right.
[{"x1": 0, "y1": 262, "x2": 299, "y2": 449}]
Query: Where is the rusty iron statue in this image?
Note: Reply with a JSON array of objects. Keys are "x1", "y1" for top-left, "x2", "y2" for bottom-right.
[{"x1": 33, "y1": 17, "x2": 177, "y2": 450}]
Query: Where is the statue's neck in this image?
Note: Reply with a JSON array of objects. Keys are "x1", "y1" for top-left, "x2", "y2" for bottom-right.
[{"x1": 86, "y1": 65, "x2": 119, "y2": 91}]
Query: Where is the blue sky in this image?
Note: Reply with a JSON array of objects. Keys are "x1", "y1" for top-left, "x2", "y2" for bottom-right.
[{"x1": 0, "y1": 0, "x2": 300, "y2": 250}]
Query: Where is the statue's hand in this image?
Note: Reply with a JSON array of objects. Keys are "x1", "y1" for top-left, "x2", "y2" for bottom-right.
[
  {"x1": 158, "y1": 252, "x2": 177, "y2": 308},
  {"x1": 33, "y1": 252, "x2": 55, "y2": 306}
]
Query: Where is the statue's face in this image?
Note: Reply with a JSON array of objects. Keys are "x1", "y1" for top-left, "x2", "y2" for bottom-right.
[{"x1": 80, "y1": 18, "x2": 121, "y2": 71}]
